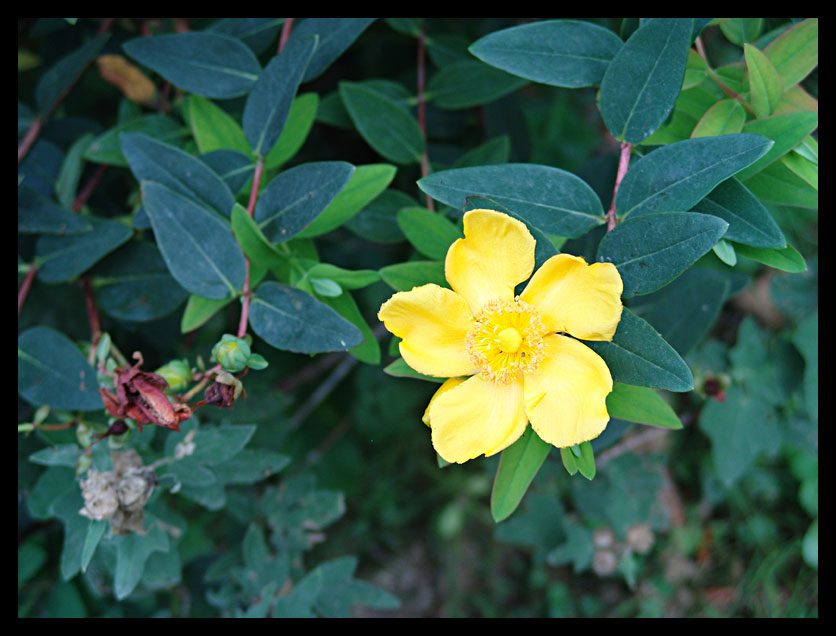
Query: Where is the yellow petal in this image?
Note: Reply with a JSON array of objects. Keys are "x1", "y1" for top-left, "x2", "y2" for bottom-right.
[
  {"x1": 523, "y1": 334, "x2": 612, "y2": 448},
  {"x1": 445, "y1": 209, "x2": 535, "y2": 315},
  {"x1": 520, "y1": 254, "x2": 622, "y2": 341},
  {"x1": 422, "y1": 377, "x2": 466, "y2": 427},
  {"x1": 428, "y1": 373, "x2": 528, "y2": 463},
  {"x1": 378, "y1": 284, "x2": 478, "y2": 378}
]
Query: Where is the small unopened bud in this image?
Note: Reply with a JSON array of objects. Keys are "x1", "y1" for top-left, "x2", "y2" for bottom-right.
[
  {"x1": 211, "y1": 335, "x2": 251, "y2": 373},
  {"x1": 155, "y1": 359, "x2": 192, "y2": 392}
]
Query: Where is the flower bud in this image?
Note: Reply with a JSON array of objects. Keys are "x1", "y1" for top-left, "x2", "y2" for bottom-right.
[
  {"x1": 211, "y1": 334, "x2": 251, "y2": 373},
  {"x1": 155, "y1": 358, "x2": 192, "y2": 392}
]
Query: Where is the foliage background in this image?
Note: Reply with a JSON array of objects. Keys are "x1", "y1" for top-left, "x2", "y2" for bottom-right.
[{"x1": 18, "y1": 18, "x2": 817, "y2": 618}]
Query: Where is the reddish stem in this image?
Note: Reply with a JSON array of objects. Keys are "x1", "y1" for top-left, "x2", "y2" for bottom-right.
[
  {"x1": 607, "y1": 141, "x2": 632, "y2": 231},
  {"x1": 18, "y1": 264, "x2": 38, "y2": 318},
  {"x1": 279, "y1": 18, "x2": 294, "y2": 53},
  {"x1": 83, "y1": 276, "x2": 102, "y2": 348},
  {"x1": 237, "y1": 160, "x2": 266, "y2": 338},
  {"x1": 73, "y1": 164, "x2": 108, "y2": 212},
  {"x1": 417, "y1": 26, "x2": 434, "y2": 211},
  {"x1": 17, "y1": 117, "x2": 42, "y2": 165}
]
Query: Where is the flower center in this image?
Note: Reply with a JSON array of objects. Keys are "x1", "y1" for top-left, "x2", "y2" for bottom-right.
[{"x1": 465, "y1": 298, "x2": 546, "y2": 384}]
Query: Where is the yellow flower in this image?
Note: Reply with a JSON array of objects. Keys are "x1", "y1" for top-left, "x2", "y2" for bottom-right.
[{"x1": 378, "y1": 209, "x2": 623, "y2": 464}]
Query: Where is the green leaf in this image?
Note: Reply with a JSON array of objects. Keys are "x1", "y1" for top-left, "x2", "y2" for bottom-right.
[
  {"x1": 793, "y1": 311, "x2": 818, "y2": 421},
  {"x1": 123, "y1": 32, "x2": 261, "y2": 99},
  {"x1": 297, "y1": 164, "x2": 397, "y2": 238},
  {"x1": 719, "y1": 18, "x2": 763, "y2": 45},
  {"x1": 692, "y1": 177, "x2": 785, "y2": 248},
  {"x1": 243, "y1": 35, "x2": 317, "y2": 158},
  {"x1": 92, "y1": 242, "x2": 188, "y2": 322},
  {"x1": 114, "y1": 522, "x2": 170, "y2": 600},
  {"x1": 451, "y1": 136, "x2": 510, "y2": 168},
  {"x1": 690, "y1": 99, "x2": 746, "y2": 138},
  {"x1": 598, "y1": 212, "x2": 728, "y2": 297},
  {"x1": 469, "y1": 19, "x2": 623, "y2": 88},
  {"x1": 80, "y1": 520, "x2": 107, "y2": 573},
  {"x1": 255, "y1": 161, "x2": 354, "y2": 243},
  {"x1": 382, "y1": 357, "x2": 444, "y2": 383},
  {"x1": 616, "y1": 134, "x2": 774, "y2": 219},
  {"x1": 293, "y1": 18, "x2": 376, "y2": 82},
  {"x1": 742, "y1": 159, "x2": 818, "y2": 208},
  {"x1": 763, "y1": 18, "x2": 818, "y2": 87},
  {"x1": 736, "y1": 112, "x2": 819, "y2": 181},
  {"x1": 606, "y1": 383, "x2": 682, "y2": 429},
  {"x1": 306, "y1": 263, "x2": 380, "y2": 289},
  {"x1": 629, "y1": 268, "x2": 746, "y2": 356},
  {"x1": 18, "y1": 541, "x2": 47, "y2": 587},
  {"x1": 491, "y1": 426, "x2": 552, "y2": 522},
  {"x1": 18, "y1": 326, "x2": 103, "y2": 410},
  {"x1": 250, "y1": 281, "x2": 363, "y2": 353},
  {"x1": 427, "y1": 60, "x2": 526, "y2": 109},
  {"x1": 18, "y1": 186, "x2": 91, "y2": 235},
  {"x1": 121, "y1": 132, "x2": 236, "y2": 220},
  {"x1": 344, "y1": 188, "x2": 412, "y2": 243},
  {"x1": 397, "y1": 207, "x2": 462, "y2": 260},
  {"x1": 230, "y1": 202, "x2": 287, "y2": 274},
  {"x1": 744, "y1": 44, "x2": 784, "y2": 118},
  {"x1": 418, "y1": 164, "x2": 605, "y2": 238},
  {"x1": 200, "y1": 149, "x2": 255, "y2": 196},
  {"x1": 264, "y1": 93, "x2": 319, "y2": 170},
  {"x1": 734, "y1": 242, "x2": 807, "y2": 273},
  {"x1": 36, "y1": 33, "x2": 109, "y2": 116},
  {"x1": 380, "y1": 260, "x2": 446, "y2": 291},
  {"x1": 84, "y1": 114, "x2": 187, "y2": 167},
  {"x1": 180, "y1": 294, "x2": 234, "y2": 333},
  {"x1": 318, "y1": 290, "x2": 381, "y2": 365},
  {"x1": 340, "y1": 82, "x2": 424, "y2": 164},
  {"x1": 599, "y1": 18, "x2": 693, "y2": 143},
  {"x1": 55, "y1": 132, "x2": 95, "y2": 209},
  {"x1": 211, "y1": 449, "x2": 291, "y2": 485},
  {"x1": 560, "y1": 447, "x2": 579, "y2": 476},
  {"x1": 575, "y1": 442, "x2": 596, "y2": 480},
  {"x1": 28, "y1": 443, "x2": 82, "y2": 467},
  {"x1": 184, "y1": 95, "x2": 251, "y2": 155},
  {"x1": 586, "y1": 308, "x2": 694, "y2": 392},
  {"x1": 35, "y1": 216, "x2": 133, "y2": 283},
  {"x1": 141, "y1": 181, "x2": 246, "y2": 299},
  {"x1": 208, "y1": 18, "x2": 285, "y2": 56},
  {"x1": 782, "y1": 152, "x2": 817, "y2": 191}
]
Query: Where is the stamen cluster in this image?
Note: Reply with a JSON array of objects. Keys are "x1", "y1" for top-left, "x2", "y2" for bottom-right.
[{"x1": 465, "y1": 297, "x2": 546, "y2": 384}]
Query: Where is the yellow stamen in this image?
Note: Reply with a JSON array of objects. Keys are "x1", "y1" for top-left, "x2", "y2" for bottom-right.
[{"x1": 465, "y1": 297, "x2": 546, "y2": 384}]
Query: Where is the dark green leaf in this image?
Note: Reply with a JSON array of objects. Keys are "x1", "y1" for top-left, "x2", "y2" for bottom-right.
[
  {"x1": 121, "y1": 132, "x2": 236, "y2": 220},
  {"x1": 692, "y1": 177, "x2": 785, "y2": 248},
  {"x1": 92, "y1": 241, "x2": 189, "y2": 322},
  {"x1": 123, "y1": 32, "x2": 261, "y2": 99},
  {"x1": 243, "y1": 35, "x2": 317, "y2": 157},
  {"x1": 180, "y1": 294, "x2": 234, "y2": 333},
  {"x1": 55, "y1": 132, "x2": 95, "y2": 209},
  {"x1": 141, "y1": 181, "x2": 246, "y2": 300},
  {"x1": 606, "y1": 383, "x2": 683, "y2": 429},
  {"x1": 597, "y1": 211, "x2": 728, "y2": 297},
  {"x1": 742, "y1": 159, "x2": 818, "y2": 209},
  {"x1": 250, "y1": 281, "x2": 363, "y2": 353},
  {"x1": 230, "y1": 203, "x2": 287, "y2": 274},
  {"x1": 469, "y1": 19, "x2": 623, "y2": 88},
  {"x1": 264, "y1": 93, "x2": 319, "y2": 170},
  {"x1": 599, "y1": 19, "x2": 692, "y2": 143},
  {"x1": 491, "y1": 426, "x2": 552, "y2": 522},
  {"x1": 84, "y1": 114, "x2": 187, "y2": 167},
  {"x1": 28, "y1": 443, "x2": 82, "y2": 467},
  {"x1": 255, "y1": 161, "x2": 354, "y2": 243},
  {"x1": 114, "y1": 521, "x2": 170, "y2": 600},
  {"x1": 418, "y1": 164, "x2": 605, "y2": 238},
  {"x1": 427, "y1": 60, "x2": 526, "y2": 109},
  {"x1": 586, "y1": 308, "x2": 694, "y2": 392},
  {"x1": 209, "y1": 18, "x2": 285, "y2": 55},
  {"x1": 35, "y1": 216, "x2": 133, "y2": 283},
  {"x1": 383, "y1": 357, "x2": 444, "y2": 383},
  {"x1": 344, "y1": 188, "x2": 413, "y2": 243},
  {"x1": 211, "y1": 449, "x2": 291, "y2": 485},
  {"x1": 81, "y1": 520, "x2": 107, "y2": 573},
  {"x1": 18, "y1": 326, "x2": 103, "y2": 411},
  {"x1": 451, "y1": 136, "x2": 510, "y2": 168},
  {"x1": 298, "y1": 164, "x2": 397, "y2": 238},
  {"x1": 616, "y1": 134, "x2": 774, "y2": 219},
  {"x1": 293, "y1": 18, "x2": 376, "y2": 82},
  {"x1": 36, "y1": 34, "x2": 109, "y2": 116},
  {"x1": 340, "y1": 82, "x2": 424, "y2": 164},
  {"x1": 18, "y1": 186, "x2": 91, "y2": 235},
  {"x1": 318, "y1": 290, "x2": 381, "y2": 365},
  {"x1": 199, "y1": 149, "x2": 255, "y2": 196}
]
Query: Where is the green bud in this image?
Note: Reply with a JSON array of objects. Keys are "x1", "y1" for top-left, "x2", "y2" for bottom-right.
[
  {"x1": 155, "y1": 358, "x2": 192, "y2": 391},
  {"x1": 211, "y1": 334, "x2": 251, "y2": 372},
  {"x1": 76, "y1": 422, "x2": 95, "y2": 448}
]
